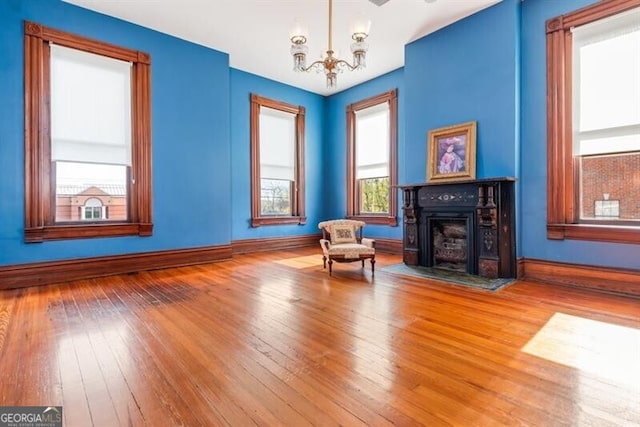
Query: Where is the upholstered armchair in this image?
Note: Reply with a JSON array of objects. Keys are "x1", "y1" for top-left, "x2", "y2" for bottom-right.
[{"x1": 318, "y1": 219, "x2": 376, "y2": 276}]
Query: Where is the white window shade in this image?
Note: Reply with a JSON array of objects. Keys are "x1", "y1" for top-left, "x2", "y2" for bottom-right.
[
  {"x1": 50, "y1": 44, "x2": 132, "y2": 166},
  {"x1": 572, "y1": 8, "x2": 640, "y2": 155},
  {"x1": 260, "y1": 107, "x2": 296, "y2": 181},
  {"x1": 356, "y1": 103, "x2": 389, "y2": 179}
]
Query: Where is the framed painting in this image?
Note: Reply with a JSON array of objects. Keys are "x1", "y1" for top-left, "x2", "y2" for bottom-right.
[{"x1": 427, "y1": 121, "x2": 477, "y2": 182}]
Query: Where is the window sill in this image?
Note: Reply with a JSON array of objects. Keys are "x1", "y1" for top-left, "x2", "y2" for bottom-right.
[
  {"x1": 25, "y1": 222, "x2": 153, "y2": 243},
  {"x1": 347, "y1": 215, "x2": 397, "y2": 226},
  {"x1": 547, "y1": 223, "x2": 640, "y2": 244},
  {"x1": 251, "y1": 216, "x2": 307, "y2": 227}
]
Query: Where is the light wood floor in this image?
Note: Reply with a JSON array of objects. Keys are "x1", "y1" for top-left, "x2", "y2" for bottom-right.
[{"x1": 1, "y1": 248, "x2": 639, "y2": 426}]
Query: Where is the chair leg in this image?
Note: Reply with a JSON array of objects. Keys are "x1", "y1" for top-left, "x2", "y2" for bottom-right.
[
  {"x1": 361, "y1": 259, "x2": 365, "y2": 268},
  {"x1": 371, "y1": 258, "x2": 375, "y2": 276},
  {"x1": 322, "y1": 255, "x2": 327, "y2": 269},
  {"x1": 328, "y1": 259, "x2": 333, "y2": 276}
]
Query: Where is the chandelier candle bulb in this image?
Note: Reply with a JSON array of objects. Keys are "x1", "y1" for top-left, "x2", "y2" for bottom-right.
[
  {"x1": 289, "y1": 20, "x2": 307, "y2": 40},
  {"x1": 350, "y1": 18, "x2": 372, "y2": 40}
]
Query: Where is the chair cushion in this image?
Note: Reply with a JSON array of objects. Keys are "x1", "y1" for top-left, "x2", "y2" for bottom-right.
[
  {"x1": 330, "y1": 224, "x2": 357, "y2": 244},
  {"x1": 327, "y1": 243, "x2": 375, "y2": 259}
]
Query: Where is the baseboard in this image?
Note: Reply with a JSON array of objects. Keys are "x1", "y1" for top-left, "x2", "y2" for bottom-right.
[
  {"x1": 231, "y1": 234, "x2": 321, "y2": 255},
  {"x1": 231, "y1": 234, "x2": 402, "y2": 255},
  {"x1": 0, "y1": 234, "x2": 402, "y2": 290},
  {"x1": 0, "y1": 245, "x2": 232, "y2": 290},
  {"x1": 523, "y1": 258, "x2": 640, "y2": 297},
  {"x1": 373, "y1": 237, "x2": 403, "y2": 254},
  {"x1": 517, "y1": 257, "x2": 525, "y2": 279}
]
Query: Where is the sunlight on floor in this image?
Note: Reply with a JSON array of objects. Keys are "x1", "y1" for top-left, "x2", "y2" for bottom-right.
[
  {"x1": 522, "y1": 312, "x2": 640, "y2": 388},
  {"x1": 274, "y1": 255, "x2": 323, "y2": 269}
]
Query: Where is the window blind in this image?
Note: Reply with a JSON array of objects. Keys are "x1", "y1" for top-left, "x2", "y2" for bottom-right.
[
  {"x1": 572, "y1": 8, "x2": 640, "y2": 156},
  {"x1": 259, "y1": 106, "x2": 296, "y2": 181},
  {"x1": 355, "y1": 102, "x2": 389, "y2": 179},
  {"x1": 50, "y1": 44, "x2": 133, "y2": 166}
]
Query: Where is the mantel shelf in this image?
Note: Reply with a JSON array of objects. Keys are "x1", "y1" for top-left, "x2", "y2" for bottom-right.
[{"x1": 398, "y1": 177, "x2": 517, "y2": 189}]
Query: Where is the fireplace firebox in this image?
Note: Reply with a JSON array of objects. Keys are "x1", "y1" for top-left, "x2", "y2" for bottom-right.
[
  {"x1": 400, "y1": 178, "x2": 516, "y2": 279},
  {"x1": 426, "y1": 214, "x2": 472, "y2": 273}
]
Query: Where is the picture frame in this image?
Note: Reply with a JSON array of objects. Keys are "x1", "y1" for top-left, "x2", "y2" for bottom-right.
[{"x1": 427, "y1": 121, "x2": 477, "y2": 182}]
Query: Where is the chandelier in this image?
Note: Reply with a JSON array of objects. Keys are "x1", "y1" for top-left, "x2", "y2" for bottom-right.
[{"x1": 290, "y1": 0, "x2": 370, "y2": 88}]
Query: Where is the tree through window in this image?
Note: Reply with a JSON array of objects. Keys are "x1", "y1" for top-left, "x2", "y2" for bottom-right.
[
  {"x1": 250, "y1": 94, "x2": 306, "y2": 227},
  {"x1": 346, "y1": 89, "x2": 398, "y2": 226}
]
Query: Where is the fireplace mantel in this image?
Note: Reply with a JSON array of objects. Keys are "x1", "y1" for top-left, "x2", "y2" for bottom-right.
[{"x1": 399, "y1": 178, "x2": 516, "y2": 279}]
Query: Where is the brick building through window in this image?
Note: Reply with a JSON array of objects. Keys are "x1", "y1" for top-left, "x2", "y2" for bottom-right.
[
  {"x1": 56, "y1": 184, "x2": 127, "y2": 222},
  {"x1": 581, "y1": 152, "x2": 640, "y2": 220}
]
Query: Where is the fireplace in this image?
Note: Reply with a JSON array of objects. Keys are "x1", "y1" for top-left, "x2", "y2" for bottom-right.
[
  {"x1": 423, "y1": 214, "x2": 473, "y2": 273},
  {"x1": 400, "y1": 178, "x2": 516, "y2": 279}
]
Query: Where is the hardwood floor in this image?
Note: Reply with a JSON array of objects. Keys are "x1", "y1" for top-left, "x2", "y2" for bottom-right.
[{"x1": 1, "y1": 247, "x2": 639, "y2": 426}]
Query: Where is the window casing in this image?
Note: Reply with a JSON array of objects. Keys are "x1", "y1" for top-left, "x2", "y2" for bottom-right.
[
  {"x1": 24, "y1": 21, "x2": 152, "y2": 242},
  {"x1": 250, "y1": 94, "x2": 306, "y2": 227},
  {"x1": 346, "y1": 89, "x2": 398, "y2": 226},
  {"x1": 546, "y1": 0, "x2": 639, "y2": 244}
]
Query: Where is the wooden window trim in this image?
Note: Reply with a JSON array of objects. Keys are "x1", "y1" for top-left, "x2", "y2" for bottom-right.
[
  {"x1": 545, "y1": 0, "x2": 640, "y2": 244},
  {"x1": 250, "y1": 94, "x2": 306, "y2": 227},
  {"x1": 346, "y1": 89, "x2": 398, "y2": 226},
  {"x1": 24, "y1": 21, "x2": 152, "y2": 242}
]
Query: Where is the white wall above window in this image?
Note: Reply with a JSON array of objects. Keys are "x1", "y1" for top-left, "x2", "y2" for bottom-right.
[{"x1": 63, "y1": 0, "x2": 501, "y2": 95}]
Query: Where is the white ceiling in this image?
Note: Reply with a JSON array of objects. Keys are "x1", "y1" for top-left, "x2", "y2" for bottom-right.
[{"x1": 63, "y1": 0, "x2": 501, "y2": 95}]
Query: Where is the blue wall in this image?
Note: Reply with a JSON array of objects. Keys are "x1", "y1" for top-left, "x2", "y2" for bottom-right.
[
  {"x1": 404, "y1": 0, "x2": 520, "y2": 186},
  {"x1": 0, "y1": 0, "x2": 231, "y2": 265},
  {"x1": 400, "y1": 0, "x2": 640, "y2": 270},
  {"x1": 404, "y1": 0, "x2": 521, "y2": 253},
  {"x1": 324, "y1": 68, "x2": 405, "y2": 240},
  {"x1": 2, "y1": 0, "x2": 638, "y2": 271},
  {"x1": 520, "y1": 0, "x2": 640, "y2": 268},
  {"x1": 229, "y1": 69, "x2": 325, "y2": 240}
]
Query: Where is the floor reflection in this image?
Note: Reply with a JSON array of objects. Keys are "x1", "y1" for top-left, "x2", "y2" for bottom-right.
[
  {"x1": 522, "y1": 312, "x2": 640, "y2": 388},
  {"x1": 349, "y1": 286, "x2": 396, "y2": 391}
]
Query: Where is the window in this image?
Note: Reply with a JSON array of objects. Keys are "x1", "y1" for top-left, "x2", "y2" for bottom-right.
[
  {"x1": 346, "y1": 89, "x2": 398, "y2": 225},
  {"x1": 24, "y1": 21, "x2": 152, "y2": 242},
  {"x1": 51, "y1": 45, "x2": 130, "y2": 223},
  {"x1": 546, "y1": 1, "x2": 639, "y2": 244},
  {"x1": 595, "y1": 200, "x2": 620, "y2": 219},
  {"x1": 250, "y1": 94, "x2": 306, "y2": 226},
  {"x1": 83, "y1": 199, "x2": 106, "y2": 220}
]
